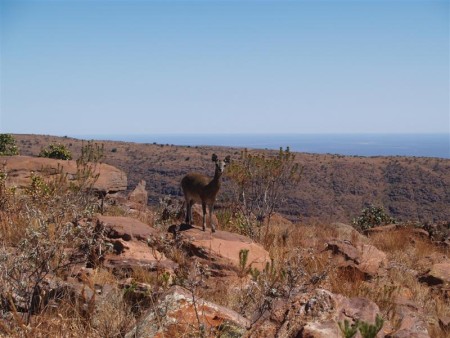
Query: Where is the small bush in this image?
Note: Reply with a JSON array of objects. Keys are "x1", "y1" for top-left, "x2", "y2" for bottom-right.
[
  {"x1": 39, "y1": 143, "x2": 72, "y2": 160},
  {"x1": 338, "y1": 314, "x2": 384, "y2": 338},
  {"x1": 0, "y1": 134, "x2": 19, "y2": 156},
  {"x1": 227, "y1": 147, "x2": 302, "y2": 239},
  {"x1": 352, "y1": 205, "x2": 396, "y2": 232}
]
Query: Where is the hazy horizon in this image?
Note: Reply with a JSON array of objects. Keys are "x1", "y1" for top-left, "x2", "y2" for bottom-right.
[{"x1": 1, "y1": 1, "x2": 449, "y2": 135}]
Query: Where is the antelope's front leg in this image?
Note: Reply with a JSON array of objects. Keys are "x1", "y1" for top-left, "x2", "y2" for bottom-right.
[{"x1": 202, "y1": 202, "x2": 207, "y2": 231}]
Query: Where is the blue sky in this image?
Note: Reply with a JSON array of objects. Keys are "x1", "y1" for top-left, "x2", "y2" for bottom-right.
[{"x1": 0, "y1": 0, "x2": 449, "y2": 135}]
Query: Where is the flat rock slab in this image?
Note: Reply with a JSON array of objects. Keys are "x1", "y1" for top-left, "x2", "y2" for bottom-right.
[
  {"x1": 125, "y1": 285, "x2": 250, "y2": 337},
  {"x1": 3, "y1": 155, "x2": 127, "y2": 194},
  {"x1": 105, "y1": 239, "x2": 176, "y2": 271},
  {"x1": 180, "y1": 226, "x2": 270, "y2": 271},
  {"x1": 98, "y1": 215, "x2": 157, "y2": 241}
]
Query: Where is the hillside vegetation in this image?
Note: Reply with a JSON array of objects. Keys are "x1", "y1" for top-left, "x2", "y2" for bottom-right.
[
  {"x1": 14, "y1": 134, "x2": 450, "y2": 223},
  {"x1": 0, "y1": 134, "x2": 449, "y2": 337}
]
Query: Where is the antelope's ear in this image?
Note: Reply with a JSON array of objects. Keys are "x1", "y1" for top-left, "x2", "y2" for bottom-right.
[
  {"x1": 212, "y1": 154, "x2": 218, "y2": 162},
  {"x1": 224, "y1": 155, "x2": 231, "y2": 163}
]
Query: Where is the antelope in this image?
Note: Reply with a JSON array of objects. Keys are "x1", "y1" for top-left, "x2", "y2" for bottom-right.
[{"x1": 181, "y1": 154, "x2": 230, "y2": 232}]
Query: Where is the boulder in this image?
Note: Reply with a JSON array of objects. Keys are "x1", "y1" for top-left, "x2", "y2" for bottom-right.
[
  {"x1": 104, "y1": 239, "x2": 176, "y2": 271},
  {"x1": 98, "y1": 215, "x2": 176, "y2": 271},
  {"x1": 330, "y1": 222, "x2": 369, "y2": 244},
  {"x1": 125, "y1": 285, "x2": 250, "y2": 338},
  {"x1": 178, "y1": 226, "x2": 270, "y2": 272},
  {"x1": 326, "y1": 240, "x2": 387, "y2": 278},
  {"x1": 419, "y1": 261, "x2": 450, "y2": 286},
  {"x1": 128, "y1": 180, "x2": 148, "y2": 206},
  {"x1": 273, "y1": 289, "x2": 389, "y2": 338},
  {"x1": 2, "y1": 155, "x2": 127, "y2": 194},
  {"x1": 97, "y1": 215, "x2": 157, "y2": 241},
  {"x1": 388, "y1": 303, "x2": 430, "y2": 338}
]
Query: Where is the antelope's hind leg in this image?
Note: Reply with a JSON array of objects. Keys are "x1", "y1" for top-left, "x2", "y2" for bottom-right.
[
  {"x1": 209, "y1": 204, "x2": 216, "y2": 233},
  {"x1": 185, "y1": 199, "x2": 192, "y2": 224}
]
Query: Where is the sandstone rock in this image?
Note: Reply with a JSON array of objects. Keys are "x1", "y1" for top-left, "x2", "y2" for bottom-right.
[
  {"x1": 99, "y1": 215, "x2": 176, "y2": 271},
  {"x1": 439, "y1": 316, "x2": 450, "y2": 332},
  {"x1": 331, "y1": 222, "x2": 369, "y2": 244},
  {"x1": 327, "y1": 240, "x2": 360, "y2": 262},
  {"x1": 104, "y1": 239, "x2": 176, "y2": 271},
  {"x1": 2, "y1": 155, "x2": 127, "y2": 194},
  {"x1": 388, "y1": 305, "x2": 430, "y2": 338},
  {"x1": 125, "y1": 285, "x2": 250, "y2": 338},
  {"x1": 275, "y1": 289, "x2": 388, "y2": 338},
  {"x1": 419, "y1": 261, "x2": 450, "y2": 286},
  {"x1": 358, "y1": 244, "x2": 388, "y2": 276},
  {"x1": 428, "y1": 262, "x2": 450, "y2": 284},
  {"x1": 301, "y1": 321, "x2": 340, "y2": 338},
  {"x1": 98, "y1": 215, "x2": 157, "y2": 241},
  {"x1": 128, "y1": 180, "x2": 148, "y2": 205},
  {"x1": 326, "y1": 240, "x2": 387, "y2": 278},
  {"x1": 179, "y1": 226, "x2": 270, "y2": 272}
]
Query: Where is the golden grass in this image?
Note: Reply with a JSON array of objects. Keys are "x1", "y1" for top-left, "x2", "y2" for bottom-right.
[{"x1": 1, "y1": 169, "x2": 449, "y2": 338}]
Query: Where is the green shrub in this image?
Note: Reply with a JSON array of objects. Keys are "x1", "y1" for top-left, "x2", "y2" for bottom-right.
[
  {"x1": 358, "y1": 314, "x2": 384, "y2": 338},
  {"x1": 352, "y1": 205, "x2": 396, "y2": 232},
  {"x1": 0, "y1": 134, "x2": 19, "y2": 156},
  {"x1": 39, "y1": 143, "x2": 72, "y2": 160},
  {"x1": 338, "y1": 314, "x2": 384, "y2": 338},
  {"x1": 338, "y1": 319, "x2": 358, "y2": 338}
]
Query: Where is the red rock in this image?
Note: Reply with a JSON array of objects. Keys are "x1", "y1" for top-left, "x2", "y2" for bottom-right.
[
  {"x1": 331, "y1": 222, "x2": 370, "y2": 244},
  {"x1": 125, "y1": 286, "x2": 250, "y2": 337},
  {"x1": 98, "y1": 215, "x2": 157, "y2": 241},
  {"x1": 180, "y1": 226, "x2": 270, "y2": 272},
  {"x1": 326, "y1": 240, "x2": 387, "y2": 278},
  {"x1": 358, "y1": 244, "x2": 388, "y2": 276},
  {"x1": 419, "y1": 261, "x2": 450, "y2": 286},
  {"x1": 128, "y1": 180, "x2": 148, "y2": 205},
  {"x1": 326, "y1": 240, "x2": 360, "y2": 262},
  {"x1": 389, "y1": 306, "x2": 430, "y2": 338},
  {"x1": 428, "y1": 262, "x2": 450, "y2": 284},
  {"x1": 104, "y1": 239, "x2": 175, "y2": 271},
  {"x1": 275, "y1": 289, "x2": 389, "y2": 338}
]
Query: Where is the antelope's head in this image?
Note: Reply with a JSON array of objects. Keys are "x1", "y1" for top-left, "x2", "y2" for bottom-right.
[{"x1": 212, "y1": 153, "x2": 231, "y2": 175}]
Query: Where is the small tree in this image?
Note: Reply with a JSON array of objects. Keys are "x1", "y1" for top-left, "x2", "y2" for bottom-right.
[
  {"x1": 227, "y1": 147, "x2": 302, "y2": 238},
  {"x1": 39, "y1": 143, "x2": 72, "y2": 160},
  {"x1": 0, "y1": 134, "x2": 19, "y2": 156},
  {"x1": 352, "y1": 205, "x2": 396, "y2": 232}
]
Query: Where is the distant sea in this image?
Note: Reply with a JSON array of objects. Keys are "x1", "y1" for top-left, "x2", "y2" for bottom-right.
[{"x1": 74, "y1": 133, "x2": 450, "y2": 159}]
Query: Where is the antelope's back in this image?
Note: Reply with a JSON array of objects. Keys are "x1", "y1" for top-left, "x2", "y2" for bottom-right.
[{"x1": 181, "y1": 173, "x2": 210, "y2": 197}]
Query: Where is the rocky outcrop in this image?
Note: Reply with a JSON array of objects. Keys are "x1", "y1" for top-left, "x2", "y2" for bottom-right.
[
  {"x1": 249, "y1": 288, "x2": 390, "y2": 338},
  {"x1": 98, "y1": 215, "x2": 176, "y2": 271},
  {"x1": 98, "y1": 215, "x2": 157, "y2": 241},
  {"x1": 419, "y1": 261, "x2": 450, "y2": 287},
  {"x1": 326, "y1": 239, "x2": 387, "y2": 278},
  {"x1": 177, "y1": 226, "x2": 270, "y2": 272},
  {"x1": 128, "y1": 180, "x2": 148, "y2": 206},
  {"x1": 125, "y1": 285, "x2": 250, "y2": 338},
  {"x1": 2, "y1": 155, "x2": 127, "y2": 194},
  {"x1": 330, "y1": 222, "x2": 370, "y2": 244}
]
